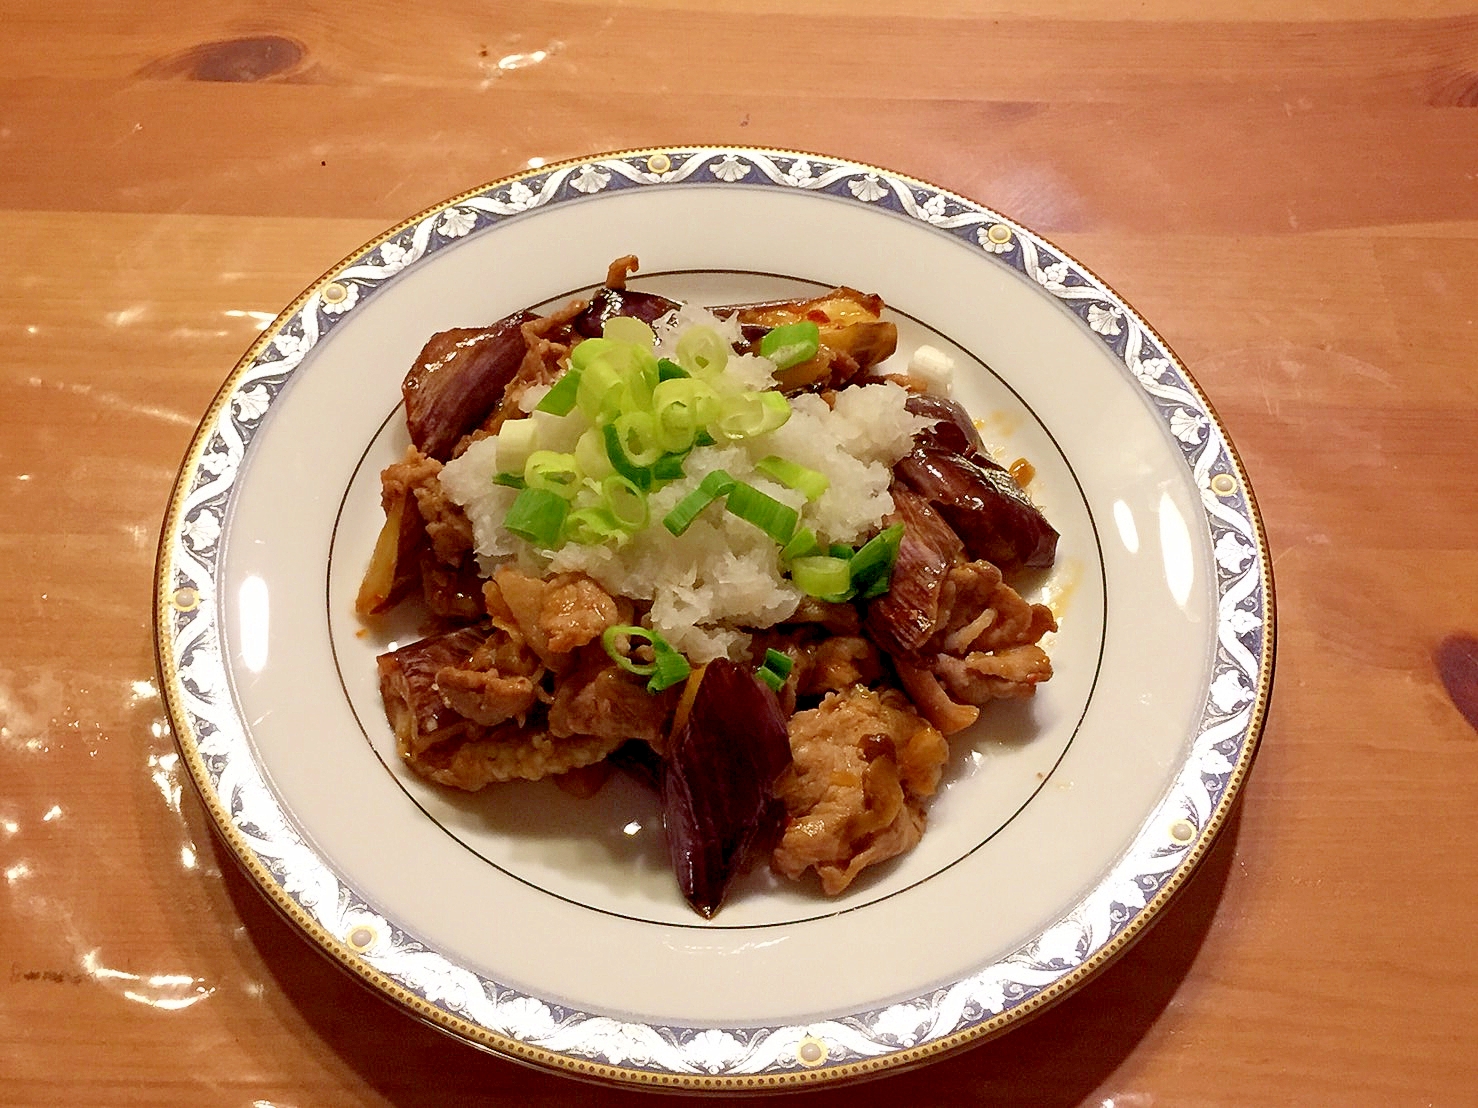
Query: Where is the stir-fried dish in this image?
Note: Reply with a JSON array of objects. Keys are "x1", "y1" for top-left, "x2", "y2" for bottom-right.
[{"x1": 357, "y1": 257, "x2": 1060, "y2": 916}]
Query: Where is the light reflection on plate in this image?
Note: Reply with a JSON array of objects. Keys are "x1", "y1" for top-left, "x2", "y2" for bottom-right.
[{"x1": 156, "y1": 148, "x2": 1272, "y2": 1090}]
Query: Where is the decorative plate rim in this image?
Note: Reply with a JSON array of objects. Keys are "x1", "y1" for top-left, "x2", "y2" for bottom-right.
[{"x1": 153, "y1": 145, "x2": 1275, "y2": 1091}]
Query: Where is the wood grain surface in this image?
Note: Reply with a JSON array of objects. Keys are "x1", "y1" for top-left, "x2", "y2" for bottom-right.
[{"x1": 2, "y1": 1, "x2": 1476, "y2": 1105}]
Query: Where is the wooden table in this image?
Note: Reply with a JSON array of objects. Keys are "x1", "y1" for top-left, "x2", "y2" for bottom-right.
[{"x1": 3, "y1": 2, "x2": 1476, "y2": 1104}]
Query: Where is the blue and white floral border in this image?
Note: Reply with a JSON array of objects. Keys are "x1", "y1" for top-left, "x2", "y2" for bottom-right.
[{"x1": 157, "y1": 148, "x2": 1272, "y2": 1087}]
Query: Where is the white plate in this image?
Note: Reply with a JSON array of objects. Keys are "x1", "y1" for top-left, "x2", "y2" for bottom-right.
[{"x1": 156, "y1": 147, "x2": 1273, "y2": 1090}]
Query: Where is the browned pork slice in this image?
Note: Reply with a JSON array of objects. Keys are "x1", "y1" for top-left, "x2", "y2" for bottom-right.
[
  {"x1": 888, "y1": 560, "x2": 1057, "y2": 736},
  {"x1": 418, "y1": 724, "x2": 630, "y2": 791},
  {"x1": 795, "y1": 636, "x2": 884, "y2": 697},
  {"x1": 378, "y1": 565, "x2": 644, "y2": 788},
  {"x1": 431, "y1": 668, "x2": 539, "y2": 728},
  {"x1": 935, "y1": 645, "x2": 1054, "y2": 704},
  {"x1": 477, "y1": 299, "x2": 593, "y2": 436},
  {"x1": 378, "y1": 619, "x2": 646, "y2": 789},
  {"x1": 484, "y1": 567, "x2": 624, "y2": 671},
  {"x1": 355, "y1": 446, "x2": 478, "y2": 617},
  {"x1": 772, "y1": 686, "x2": 949, "y2": 895},
  {"x1": 930, "y1": 562, "x2": 1058, "y2": 657},
  {"x1": 385, "y1": 449, "x2": 474, "y2": 566},
  {"x1": 746, "y1": 630, "x2": 883, "y2": 709},
  {"x1": 547, "y1": 662, "x2": 677, "y2": 748}
]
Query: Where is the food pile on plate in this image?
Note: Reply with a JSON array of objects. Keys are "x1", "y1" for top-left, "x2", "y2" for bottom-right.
[{"x1": 358, "y1": 257, "x2": 1059, "y2": 916}]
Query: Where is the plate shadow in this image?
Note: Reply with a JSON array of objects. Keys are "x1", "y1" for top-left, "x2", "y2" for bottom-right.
[{"x1": 213, "y1": 798, "x2": 1243, "y2": 1106}]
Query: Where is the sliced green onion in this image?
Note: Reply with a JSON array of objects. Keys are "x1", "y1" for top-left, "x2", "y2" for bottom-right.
[
  {"x1": 755, "y1": 455, "x2": 829, "y2": 501},
  {"x1": 601, "y1": 423, "x2": 653, "y2": 491},
  {"x1": 780, "y1": 526, "x2": 820, "y2": 563},
  {"x1": 571, "y1": 475, "x2": 605, "y2": 509},
  {"x1": 600, "y1": 474, "x2": 649, "y2": 530},
  {"x1": 534, "y1": 368, "x2": 582, "y2": 415},
  {"x1": 756, "y1": 647, "x2": 793, "y2": 693},
  {"x1": 711, "y1": 390, "x2": 791, "y2": 441},
  {"x1": 492, "y1": 472, "x2": 526, "y2": 489},
  {"x1": 620, "y1": 357, "x2": 659, "y2": 411},
  {"x1": 504, "y1": 487, "x2": 569, "y2": 548},
  {"x1": 601, "y1": 624, "x2": 691, "y2": 693},
  {"x1": 759, "y1": 320, "x2": 820, "y2": 369},
  {"x1": 657, "y1": 357, "x2": 690, "y2": 381},
  {"x1": 495, "y1": 417, "x2": 539, "y2": 474},
  {"x1": 610, "y1": 410, "x2": 663, "y2": 467},
  {"x1": 700, "y1": 469, "x2": 739, "y2": 497},
  {"x1": 652, "y1": 452, "x2": 688, "y2": 481},
  {"x1": 724, "y1": 480, "x2": 799, "y2": 543},
  {"x1": 663, "y1": 469, "x2": 735, "y2": 536},
  {"x1": 563, "y1": 505, "x2": 625, "y2": 546},
  {"x1": 524, "y1": 450, "x2": 582, "y2": 499},
  {"x1": 762, "y1": 648, "x2": 793, "y2": 678},
  {"x1": 850, "y1": 523, "x2": 905, "y2": 598},
  {"x1": 576, "y1": 355, "x2": 626, "y2": 421},
  {"x1": 576, "y1": 338, "x2": 658, "y2": 410},
  {"x1": 602, "y1": 625, "x2": 657, "y2": 676},
  {"x1": 575, "y1": 426, "x2": 615, "y2": 480},
  {"x1": 790, "y1": 555, "x2": 853, "y2": 600},
  {"x1": 647, "y1": 648, "x2": 692, "y2": 692},
  {"x1": 570, "y1": 337, "x2": 619, "y2": 371},
  {"x1": 603, "y1": 315, "x2": 656, "y2": 348},
  {"x1": 675, "y1": 324, "x2": 729, "y2": 377},
  {"x1": 652, "y1": 377, "x2": 717, "y2": 454},
  {"x1": 830, "y1": 543, "x2": 855, "y2": 560}
]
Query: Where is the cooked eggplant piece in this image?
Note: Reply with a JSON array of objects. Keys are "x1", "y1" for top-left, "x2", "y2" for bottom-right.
[
  {"x1": 780, "y1": 319, "x2": 898, "y2": 393},
  {"x1": 728, "y1": 286, "x2": 887, "y2": 329},
  {"x1": 355, "y1": 486, "x2": 423, "y2": 616},
  {"x1": 895, "y1": 445, "x2": 1058, "y2": 572},
  {"x1": 905, "y1": 393, "x2": 994, "y2": 463},
  {"x1": 897, "y1": 395, "x2": 1057, "y2": 570},
  {"x1": 722, "y1": 288, "x2": 899, "y2": 392},
  {"x1": 572, "y1": 286, "x2": 681, "y2": 339},
  {"x1": 377, "y1": 626, "x2": 491, "y2": 754},
  {"x1": 864, "y1": 488, "x2": 964, "y2": 661},
  {"x1": 403, "y1": 314, "x2": 535, "y2": 461},
  {"x1": 570, "y1": 254, "x2": 682, "y2": 338},
  {"x1": 661, "y1": 659, "x2": 792, "y2": 918}
]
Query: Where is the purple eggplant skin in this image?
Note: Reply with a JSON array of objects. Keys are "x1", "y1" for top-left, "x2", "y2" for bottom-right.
[
  {"x1": 661, "y1": 659, "x2": 792, "y2": 918},
  {"x1": 377, "y1": 625, "x2": 491, "y2": 738},
  {"x1": 864, "y1": 488, "x2": 964, "y2": 661},
  {"x1": 895, "y1": 445, "x2": 1059, "y2": 571},
  {"x1": 901, "y1": 395, "x2": 1058, "y2": 568},
  {"x1": 572, "y1": 286, "x2": 681, "y2": 339},
  {"x1": 403, "y1": 313, "x2": 535, "y2": 461},
  {"x1": 904, "y1": 393, "x2": 997, "y2": 467}
]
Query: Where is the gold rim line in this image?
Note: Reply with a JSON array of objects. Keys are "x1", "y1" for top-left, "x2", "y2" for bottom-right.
[{"x1": 152, "y1": 145, "x2": 1276, "y2": 1091}]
